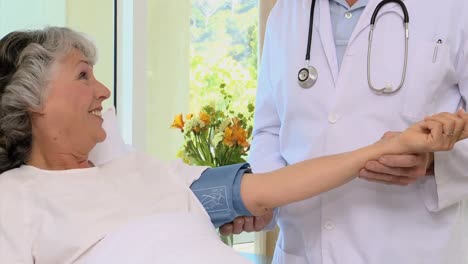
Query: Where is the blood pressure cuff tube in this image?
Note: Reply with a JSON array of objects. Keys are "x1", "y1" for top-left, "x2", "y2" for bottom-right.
[{"x1": 190, "y1": 163, "x2": 253, "y2": 228}]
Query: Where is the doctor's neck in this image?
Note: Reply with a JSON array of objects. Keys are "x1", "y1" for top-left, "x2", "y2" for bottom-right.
[{"x1": 347, "y1": 0, "x2": 358, "y2": 7}]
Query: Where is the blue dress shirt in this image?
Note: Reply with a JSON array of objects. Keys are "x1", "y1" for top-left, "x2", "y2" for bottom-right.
[{"x1": 329, "y1": 0, "x2": 368, "y2": 69}]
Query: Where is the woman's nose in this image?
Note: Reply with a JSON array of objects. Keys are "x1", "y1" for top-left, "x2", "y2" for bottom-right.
[{"x1": 95, "y1": 80, "x2": 111, "y2": 100}]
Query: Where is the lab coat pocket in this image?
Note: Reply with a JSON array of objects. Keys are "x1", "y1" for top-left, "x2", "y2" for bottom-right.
[{"x1": 400, "y1": 39, "x2": 455, "y2": 121}]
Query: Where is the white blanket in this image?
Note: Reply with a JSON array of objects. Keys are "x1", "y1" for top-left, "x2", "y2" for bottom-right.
[{"x1": 82, "y1": 212, "x2": 251, "y2": 264}]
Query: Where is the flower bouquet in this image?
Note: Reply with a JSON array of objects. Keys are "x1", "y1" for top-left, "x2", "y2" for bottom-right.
[{"x1": 171, "y1": 86, "x2": 254, "y2": 245}]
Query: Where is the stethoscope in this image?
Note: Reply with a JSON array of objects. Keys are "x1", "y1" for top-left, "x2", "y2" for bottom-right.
[{"x1": 298, "y1": 0, "x2": 410, "y2": 94}]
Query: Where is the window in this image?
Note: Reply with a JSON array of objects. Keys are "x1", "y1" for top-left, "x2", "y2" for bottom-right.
[
  {"x1": 190, "y1": 0, "x2": 259, "y2": 253},
  {"x1": 189, "y1": 0, "x2": 258, "y2": 113}
]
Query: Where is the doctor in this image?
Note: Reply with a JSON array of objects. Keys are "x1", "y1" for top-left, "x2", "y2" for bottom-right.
[{"x1": 228, "y1": 0, "x2": 468, "y2": 263}]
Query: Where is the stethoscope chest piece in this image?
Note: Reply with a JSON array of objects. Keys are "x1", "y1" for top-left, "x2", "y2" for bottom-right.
[{"x1": 298, "y1": 66, "x2": 318, "y2": 89}]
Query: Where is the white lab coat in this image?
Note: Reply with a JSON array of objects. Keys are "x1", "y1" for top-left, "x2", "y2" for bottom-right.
[{"x1": 249, "y1": 0, "x2": 468, "y2": 263}]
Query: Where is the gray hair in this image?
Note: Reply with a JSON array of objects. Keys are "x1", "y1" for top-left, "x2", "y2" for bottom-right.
[{"x1": 0, "y1": 27, "x2": 97, "y2": 174}]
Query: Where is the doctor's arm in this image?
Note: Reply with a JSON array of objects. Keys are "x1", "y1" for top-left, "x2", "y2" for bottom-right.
[
  {"x1": 359, "y1": 131, "x2": 434, "y2": 185},
  {"x1": 240, "y1": 114, "x2": 467, "y2": 215},
  {"x1": 247, "y1": 31, "x2": 285, "y2": 174}
]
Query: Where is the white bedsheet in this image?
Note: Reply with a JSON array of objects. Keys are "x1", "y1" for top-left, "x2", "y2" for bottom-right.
[{"x1": 81, "y1": 212, "x2": 251, "y2": 264}]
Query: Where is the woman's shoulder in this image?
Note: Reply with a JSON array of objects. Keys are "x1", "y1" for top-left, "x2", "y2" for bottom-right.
[
  {"x1": 100, "y1": 151, "x2": 165, "y2": 169},
  {"x1": 0, "y1": 166, "x2": 34, "y2": 187},
  {"x1": 101, "y1": 151, "x2": 206, "y2": 185},
  {"x1": 0, "y1": 166, "x2": 34, "y2": 202}
]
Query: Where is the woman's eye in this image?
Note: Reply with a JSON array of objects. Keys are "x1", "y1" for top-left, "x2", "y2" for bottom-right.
[{"x1": 79, "y1": 72, "x2": 88, "y2": 80}]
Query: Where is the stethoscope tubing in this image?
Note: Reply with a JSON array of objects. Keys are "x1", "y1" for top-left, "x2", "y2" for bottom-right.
[
  {"x1": 368, "y1": 0, "x2": 409, "y2": 94},
  {"x1": 298, "y1": 0, "x2": 410, "y2": 93}
]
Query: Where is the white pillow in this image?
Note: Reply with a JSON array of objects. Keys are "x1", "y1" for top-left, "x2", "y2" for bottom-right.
[{"x1": 89, "y1": 107, "x2": 133, "y2": 166}]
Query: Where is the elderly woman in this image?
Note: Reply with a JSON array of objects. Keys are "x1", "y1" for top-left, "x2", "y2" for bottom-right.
[{"x1": 0, "y1": 27, "x2": 466, "y2": 264}]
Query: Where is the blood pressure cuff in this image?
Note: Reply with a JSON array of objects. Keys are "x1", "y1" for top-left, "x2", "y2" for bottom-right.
[{"x1": 190, "y1": 163, "x2": 253, "y2": 228}]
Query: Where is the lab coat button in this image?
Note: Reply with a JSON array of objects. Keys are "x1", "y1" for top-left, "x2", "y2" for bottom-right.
[
  {"x1": 328, "y1": 113, "x2": 339, "y2": 124},
  {"x1": 345, "y1": 12, "x2": 353, "y2": 19},
  {"x1": 324, "y1": 220, "x2": 335, "y2": 230}
]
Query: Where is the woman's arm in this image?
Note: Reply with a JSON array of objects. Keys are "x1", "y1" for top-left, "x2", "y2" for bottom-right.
[
  {"x1": 241, "y1": 111, "x2": 468, "y2": 216},
  {"x1": 241, "y1": 143, "x2": 393, "y2": 215}
]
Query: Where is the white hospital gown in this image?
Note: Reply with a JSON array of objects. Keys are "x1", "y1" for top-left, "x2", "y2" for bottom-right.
[{"x1": 0, "y1": 152, "x2": 249, "y2": 264}]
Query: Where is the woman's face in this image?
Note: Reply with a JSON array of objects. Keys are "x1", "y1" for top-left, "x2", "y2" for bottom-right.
[{"x1": 37, "y1": 49, "x2": 111, "y2": 153}]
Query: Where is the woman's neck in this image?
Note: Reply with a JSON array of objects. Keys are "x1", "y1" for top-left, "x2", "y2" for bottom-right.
[
  {"x1": 28, "y1": 156, "x2": 91, "y2": 170},
  {"x1": 28, "y1": 137, "x2": 91, "y2": 170}
]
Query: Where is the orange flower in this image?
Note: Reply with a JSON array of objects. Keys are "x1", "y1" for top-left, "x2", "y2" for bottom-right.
[
  {"x1": 186, "y1": 113, "x2": 193, "y2": 120},
  {"x1": 233, "y1": 126, "x2": 249, "y2": 147},
  {"x1": 199, "y1": 111, "x2": 211, "y2": 125},
  {"x1": 170, "y1": 113, "x2": 184, "y2": 132},
  {"x1": 223, "y1": 127, "x2": 235, "y2": 147},
  {"x1": 223, "y1": 118, "x2": 250, "y2": 148}
]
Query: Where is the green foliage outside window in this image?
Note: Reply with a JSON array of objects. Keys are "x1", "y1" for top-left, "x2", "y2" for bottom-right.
[
  {"x1": 190, "y1": 0, "x2": 258, "y2": 118},
  {"x1": 189, "y1": 0, "x2": 259, "y2": 247}
]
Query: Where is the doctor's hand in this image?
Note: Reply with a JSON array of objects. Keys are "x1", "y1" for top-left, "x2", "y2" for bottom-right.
[
  {"x1": 219, "y1": 210, "x2": 273, "y2": 235},
  {"x1": 359, "y1": 131, "x2": 434, "y2": 186},
  {"x1": 360, "y1": 110, "x2": 468, "y2": 185}
]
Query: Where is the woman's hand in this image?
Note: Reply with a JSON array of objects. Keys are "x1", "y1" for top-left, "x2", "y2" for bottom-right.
[{"x1": 396, "y1": 109, "x2": 467, "y2": 154}]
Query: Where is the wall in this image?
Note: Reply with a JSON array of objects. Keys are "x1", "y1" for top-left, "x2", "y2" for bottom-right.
[
  {"x1": 0, "y1": 0, "x2": 66, "y2": 37},
  {"x1": 67, "y1": 0, "x2": 115, "y2": 110},
  {"x1": 145, "y1": 0, "x2": 191, "y2": 159}
]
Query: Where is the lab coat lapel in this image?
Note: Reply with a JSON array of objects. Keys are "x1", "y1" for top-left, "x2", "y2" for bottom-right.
[
  {"x1": 348, "y1": 0, "x2": 406, "y2": 46},
  {"x1": 317, "y1": 0, "x2": 338, "y2": 84}
]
